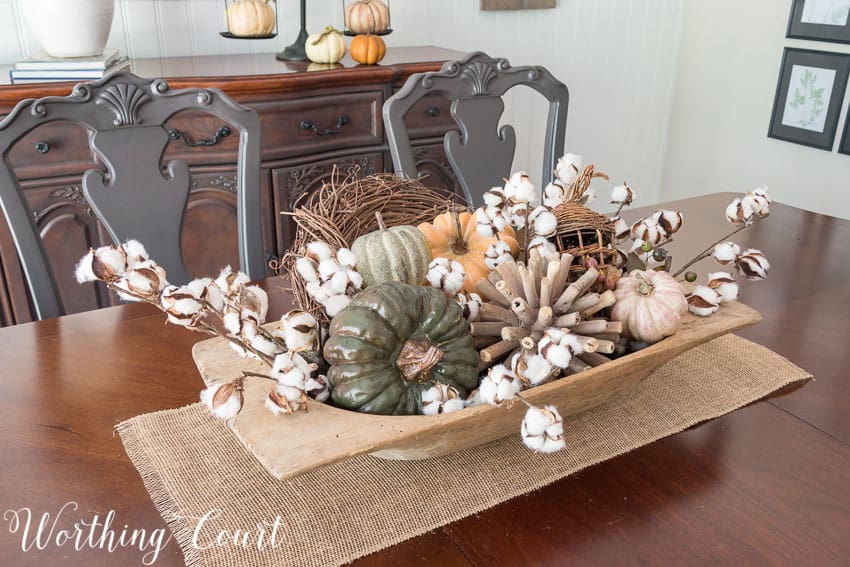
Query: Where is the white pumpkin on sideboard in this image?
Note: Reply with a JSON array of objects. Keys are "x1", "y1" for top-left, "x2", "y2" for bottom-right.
[{"x1": 20, "y1": 0, "x2": 115, "y2": 58}]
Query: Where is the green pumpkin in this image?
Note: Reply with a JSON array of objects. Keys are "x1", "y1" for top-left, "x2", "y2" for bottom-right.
[
  {"x1": 351, "y1": 218, "x2": 431, "y2": 287},
  {"x1": 324, "y1": 282, "x2": 479, "y2": 415}
]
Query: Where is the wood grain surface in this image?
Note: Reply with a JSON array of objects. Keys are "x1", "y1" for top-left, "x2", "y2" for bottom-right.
[{"x1": 0, "y1": 193, "x2": 847, "y2": 565}]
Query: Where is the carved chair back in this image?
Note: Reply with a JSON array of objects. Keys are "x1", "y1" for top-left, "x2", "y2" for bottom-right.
[
  {"x1": 0, "y1": 72, "x2": 265, "y2": 320},
  {"x1": 383, "y1": 52, "x2": 569, "y2": 205}
]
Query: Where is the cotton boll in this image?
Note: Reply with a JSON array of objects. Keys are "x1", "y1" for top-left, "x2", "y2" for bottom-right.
[
  {"x1": 200, "y1": 380, "x2": 244, "y2": 421},
  {"x1": 203, "y1": 279, "x2": 224, "y2": 312},
  {"x1": 306, "y1": 241, "x2": 334, "y2": 262},
  {"x1": 657, "y1": 210, "x2": 683, "y2": 235},
  {"x1": 543, "y1": 180, "x2": 568, "y2": 208},
  {"x1": 278, "y1": 310, "x2": 318, "y2": 352},
  {"x1": 735, "y1": 249, "x2": 770, "y2": 280},
  {"x1": 524, "y1": 354, "x2": 555, "y2": 386},
  {"x1": 323, "y1": 294, "x2": 350, "y2": 317},
  {"x1": 478, "y1": 365, "x2": 520, "y2": 405},
  {"x1": 631, "y1": 217, "x2": 664, "y2": 245},
  {"x1": 610, "y1": 183, "x2": 634, "y2": 205},
  {"x1": 75, "y1": 250, "x2": 97, "y2": 283},
  {"x1": 265, "y1": 389, "x2": 290, "y2": 416},
  {"x1": 687, "y1": 285, "x2": 721, "y2": 317},
  {"x1": 725, "y1": 197, "x2": 755, "y2": 226},
  {"x1": 160, "y1": 285, "x2": 204, "y2": 327},
  {"x1": 491, "y1": 365, "x2": 521, "y2": 401},
  {"x1": 713, "y1": 242, "x2": 741, "y2": 264},
  {"x1": 507, "y1": 200, "x2": 529, "y2": 230},
  {"x1": 484, "y1": 240, "x2": 515, "y2": 270},
  {"x1": 707, "y1": 272, "x2": 739, "y2": 303},
  {"x1": 421, "y1": 383, "x2": 464, "y2": 415},
  {"x1": 305, "y1": 281, "x2": 330, "y2": 303},
  {"x1": 455, "y1": 292, "x2": 483, "y2": 321},
  {"x1": 223, "y1": 308, "x2": 242, "y2": 335},
  {"x1": 318, "y1": 258, "x2": 342, "y2": 282},
  {"x1": 346, "y1": 269, "x2": 363, "y2": 291},
  {"x1": 295, "y1": 257, "x2": 320, "y2": 284},
  {"x1": 486, "y1": 207, "x2": 509, "y2": 232},
  {"x1": 327, "y1": 270, "x2": 351, "y2": 295},
  {"x1": 120, "y1": 261, "x2": 168, "y2": 299},
  {"x1": 527, "y1": 236, "x2": 558, "y2": 261},
  {"x1": 305, "y1": 374, "x2": 331, "y2": 402},
  {"x1": 560, "y1": 333, "x2": 585, "y2": 356},
  {"x1": 336, "y1": 247, "x2": 356, "y2": 269},
  {"x1": 215, "y1": 266, "x2": 250, "y2": 297},
  {"x1": 250, "y1": 334, "x2": 280, "y2": 357},
  {"x1": 483, "y1": 187, "x2": 507, "y2": 208},
  {"x1": 611, "y1": 216, "x2": 630, "y2": 243},
  {"x1": 241, "y1": 285, "x2": 269, "y2": 322},
  {"x1": 747, "y1": 187, "x2": 770, "y2": 216},
  {"x1": 121, "y1": 240, "x2": 150, "y2": 268},
  {"x1": 529, "y1": 206, "x2": 557, "y2": 238},
  {"x1": 507, "y1": 171, "x2": 538, "y2": 205},
  {"x1": 91, "y1": 245, "x2": 128, "y2": 281},
  {"x1": 538, "y1": 337, "x2": 571, "y2": 368},
  {"x1": 554, "y1": 153, "x2": 583, "y2": 185},
  {"x1": 521, "y1": 405, "x2": 566, "y2": 453}
]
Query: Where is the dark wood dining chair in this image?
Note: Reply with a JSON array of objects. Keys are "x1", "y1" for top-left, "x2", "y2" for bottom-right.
[
  {"x1": 0, "y1": 72, "x2": 265, "y2": 320},
  {"x1": 383, "y1": 51, "x2": 569, "y2": 205}
]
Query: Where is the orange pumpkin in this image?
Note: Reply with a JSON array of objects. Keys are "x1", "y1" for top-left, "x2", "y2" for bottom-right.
[
  {"x1": 418, "y1": 211, "x2": 519, "y2": 292},
  {"x1": 350, "y1": 34, "x2": 386, "y2": 65}
]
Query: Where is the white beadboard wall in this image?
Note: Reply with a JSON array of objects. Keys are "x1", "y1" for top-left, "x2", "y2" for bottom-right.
[{"x1": 2, "y1": 0, "x2": 684, "y2": 206}]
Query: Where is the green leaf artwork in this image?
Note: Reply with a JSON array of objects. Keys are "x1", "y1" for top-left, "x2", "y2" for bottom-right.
[
  {"x1": 780, "y1": 64, "x2": 837, "y2": 133},
  {"x1": 800, "y1": 0, "x2": 850, "y2": 26}
]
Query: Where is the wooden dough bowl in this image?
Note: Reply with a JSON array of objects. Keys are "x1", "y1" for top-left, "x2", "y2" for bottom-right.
[{"x1": 193, "y1": 301, "x2": 761, "y2": 480}]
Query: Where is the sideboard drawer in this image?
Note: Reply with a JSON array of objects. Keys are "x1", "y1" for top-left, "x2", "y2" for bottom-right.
[
  {"x1": 402, "y1": 94, "x2": 456, "y2": 140},
  {"x1": 255, "y1": 90, "x2": 384, "y2": 161},
  {"x1": 6, "y1": 122, "x2": 96, "y2": 180}
]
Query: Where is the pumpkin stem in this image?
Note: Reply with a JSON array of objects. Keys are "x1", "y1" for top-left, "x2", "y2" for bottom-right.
[
  {"x1": 450, "y1": 209, "x2": 468, "y2": 255},
  {"x1": 635, "y1": 272, "x2": 655, "y2": 296},
  {"x1": 396, "y1": 339, "x2": 444, "y2": 383},
  {"x1": 375, "y1": 211, "x2": 387, "y2": 231}
]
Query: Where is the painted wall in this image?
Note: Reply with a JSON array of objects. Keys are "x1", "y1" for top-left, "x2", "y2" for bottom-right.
[
  {"x1": 662, "y1": 0, "x2": 850, "y2": 219},
  {"x1": 1, "y1": 0, "x2": 685, "y2": 207}
]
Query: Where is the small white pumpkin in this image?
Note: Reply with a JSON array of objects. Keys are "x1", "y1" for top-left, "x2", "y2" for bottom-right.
[
  {"x1": 611, "y1": 269, "x2": 687, "y2": 344},
  {"x1": 345, "y1": 0, "x2": 390, "y2": 34},
  {"x1": 226, "y1": 0, "x2": 276, "y2": 37},
  {"x1": 305, "y1": 26, "x2": 346, "y2": 64}
]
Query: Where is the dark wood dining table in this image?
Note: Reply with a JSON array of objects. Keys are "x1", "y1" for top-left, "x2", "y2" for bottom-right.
[{"x1": 1, "y1": 192, "x2": 848, "y2": 566}]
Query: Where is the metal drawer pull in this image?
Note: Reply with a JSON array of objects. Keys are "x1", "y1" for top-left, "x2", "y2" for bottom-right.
[
  {"x1": 426, "y1": 107, "x2": 441, "y2": 118},
  {"x1": 35, "y1": 141, "x2": 50, "y2": 154},
  {"x1": 167, "y1": 126, "x2": 231, "y2": 147},
  {"x1": 300, "y1": 115, "x2": 349, "y2": 136}
]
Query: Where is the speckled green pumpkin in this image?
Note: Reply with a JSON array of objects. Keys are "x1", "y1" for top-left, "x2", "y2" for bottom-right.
[
  {"x1": 351, "y1": 225, "x2": 431, "y2": 287},
  {"x1": 323, "y1": 282, "x2": 479, "y2": 415}
]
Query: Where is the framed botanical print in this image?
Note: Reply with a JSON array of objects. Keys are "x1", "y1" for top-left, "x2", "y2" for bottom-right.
[
  {"x1": 787, "y1": 0, "x2": 850, "y2": 44},
  {"x1": 768, "y1": 48, "x2": 850, "y2": 150},
  {"x1": 840, "y1": 102, "x2": 850, "y2": 154}
]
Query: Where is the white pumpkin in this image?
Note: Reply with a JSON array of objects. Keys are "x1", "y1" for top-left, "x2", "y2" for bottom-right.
[
  {"x1": 611, "y1": 270, "x2": 687, "y2": 344},
  {"x1": 345, "y1": 0, "x2": 390, "y2": 34},
  {"x1": 226, "y1": 0, "x2": 276, "y2": 37},
  {"x1": 305, "y1": 26, "x2": 346, "y2": 64}
]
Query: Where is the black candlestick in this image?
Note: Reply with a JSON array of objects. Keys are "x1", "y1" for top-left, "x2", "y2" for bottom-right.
[{"x1": 276, "y1": 0, "x2": 309, "y2": 61}]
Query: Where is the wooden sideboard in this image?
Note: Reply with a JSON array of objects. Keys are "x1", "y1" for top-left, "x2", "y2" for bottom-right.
[{"x1": 0, "y1": 47, "x2": 464, "y2": 326}]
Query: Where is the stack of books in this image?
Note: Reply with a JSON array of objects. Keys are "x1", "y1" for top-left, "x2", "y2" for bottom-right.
[{"x1": 10, "y1": 48, "x2": 130, "y2": 84}]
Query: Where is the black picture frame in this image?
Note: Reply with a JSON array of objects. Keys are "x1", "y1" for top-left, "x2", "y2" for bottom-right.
[
  {"x1": 768, "y1": 48, "x2": 850, "y2": 150},
  {"x1": 787, "y1": 0, "x2": 850, "y2": 44},
  {"x1": 840, "y1": 101, "x2": 850, "y2": 154}
]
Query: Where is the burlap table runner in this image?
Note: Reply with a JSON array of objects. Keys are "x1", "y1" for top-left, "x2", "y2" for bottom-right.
[{"x1": 116, "y1": 335, "x2": 810, "y2": 567}]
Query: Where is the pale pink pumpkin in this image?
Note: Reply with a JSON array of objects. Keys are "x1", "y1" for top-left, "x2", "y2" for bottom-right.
[{"x1": 611, "y1": 270, "x2": 687, "y2": 344}]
